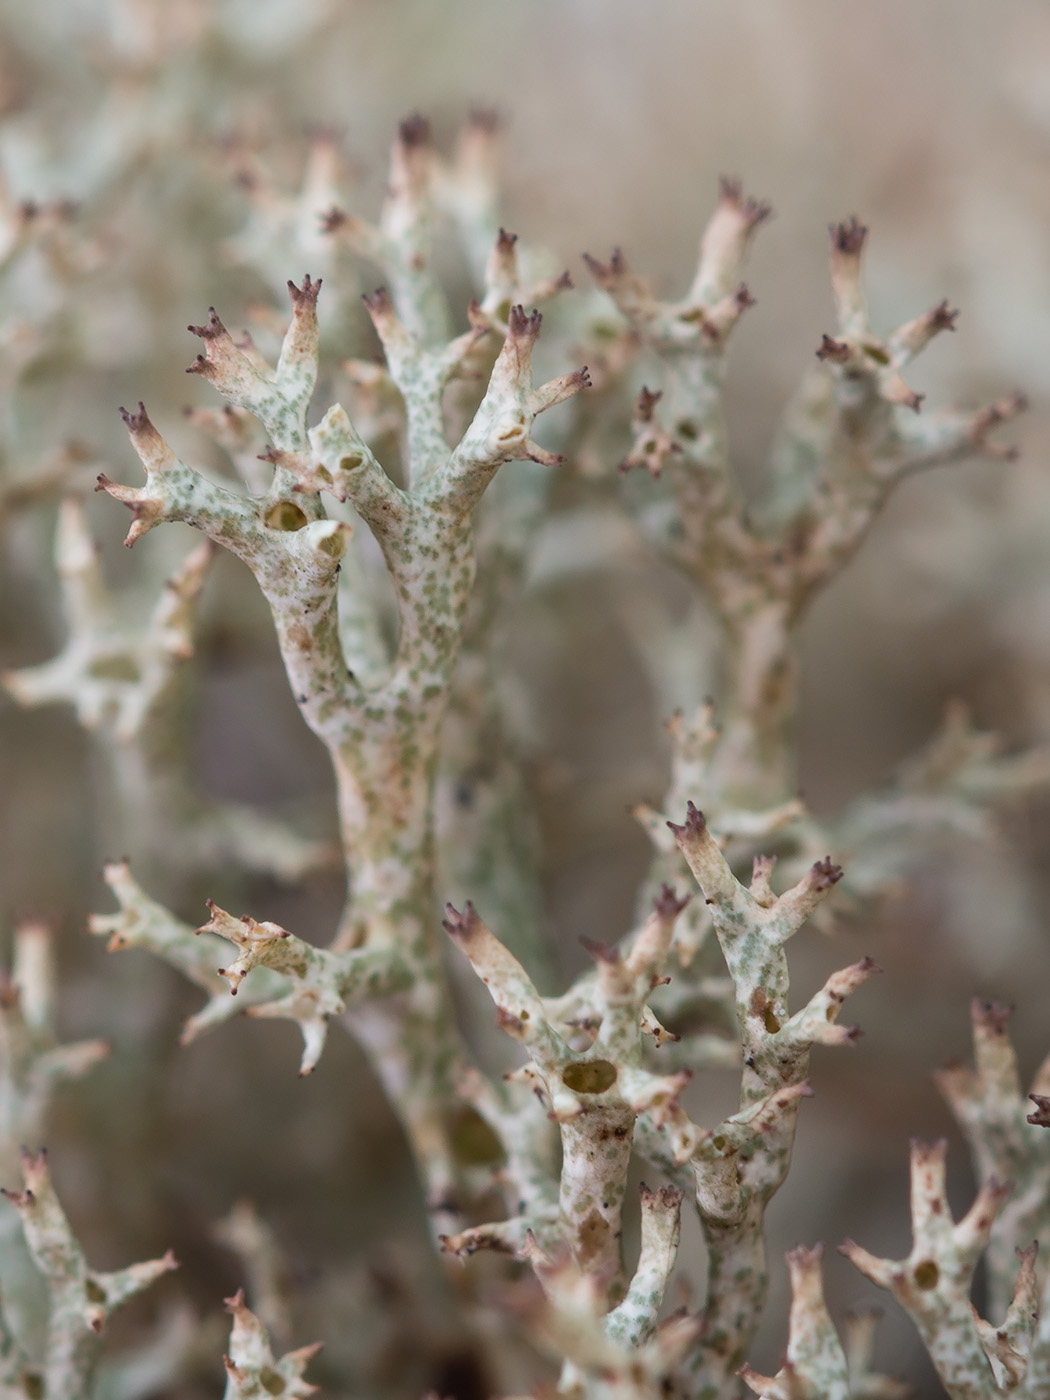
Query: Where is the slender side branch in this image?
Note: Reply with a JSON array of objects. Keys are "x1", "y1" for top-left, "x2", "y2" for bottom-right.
[
  {"x1": 1, "y1": 1150, "x2": 176, "y2": 1400},
  {"x1": 841, "y1": 1139, "x2": 1014, "y2": 1400},
  {"x1": 933, "y1": 999, "x2": 1050, "y2": 1318},
  {"x1": 665, "y1": 803, "x2": 871, "y2": 1396}
]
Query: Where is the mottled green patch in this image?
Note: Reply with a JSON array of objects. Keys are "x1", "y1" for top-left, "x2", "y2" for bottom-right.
[{"x1": 563, "y1": 1060, "x2": 617, "y2": 1094}]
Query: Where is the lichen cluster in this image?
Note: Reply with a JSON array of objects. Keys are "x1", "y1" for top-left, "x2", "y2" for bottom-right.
[{"x1": 0, "y1": 87, "x2": 1047, "y2": 1400}]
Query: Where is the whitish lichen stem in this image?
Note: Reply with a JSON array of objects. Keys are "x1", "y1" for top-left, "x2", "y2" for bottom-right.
[{"x1": 98, "y1": 244, "x2": 586, "y2": 1228}]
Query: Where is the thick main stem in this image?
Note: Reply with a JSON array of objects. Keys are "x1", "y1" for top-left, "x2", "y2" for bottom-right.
[
  {"x1": 689, "y1": 1210, "x2": 768, "y2": 1395},
  {"x1": 330, "y1": 722, "x2": 472, "y2": 1219}
]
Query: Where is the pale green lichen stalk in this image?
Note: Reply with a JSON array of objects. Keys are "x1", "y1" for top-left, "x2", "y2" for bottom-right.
[
  {"x1": 437, "y1": 798, "x2": 873, "y2": 1400},
  {"x1": 590, "y1": 194, "x2": 1023, "y2": 811},
  {"x1": 841, "y1": 1139, "x2": 1036, "y2": 1400},
  {"x1": 50, "y1": 114, "x2": 1048, "y2": 1400},
  {"x1": 0, "y1": 1150, "x2": 176, "y2": 1400},
  {"x1": 587, "y1": 188, "x2": 1037, "y2": 967},
  {"x1": 96, "y1": 119, "x2": 590, "y2": 1226}
]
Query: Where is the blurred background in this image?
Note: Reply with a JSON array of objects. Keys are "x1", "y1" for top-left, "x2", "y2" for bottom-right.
[{"x1": 0, "y1": 1, "x2": 1049, "y2": 1394}]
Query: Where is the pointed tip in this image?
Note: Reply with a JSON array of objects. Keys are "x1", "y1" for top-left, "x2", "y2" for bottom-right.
[
  {"x1": 398, "y1": 113, "x2": 431, "y2": 148},
  {"x1": 830, "y1": 216, "x2": 868, "y2": 255},
  {"x1": 667, "y1": 800, "x2": 706, "y2": 839}
]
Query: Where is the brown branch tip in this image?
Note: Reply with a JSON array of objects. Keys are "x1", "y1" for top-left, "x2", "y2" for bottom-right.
[
  {"x1": 398, "y1": 114, "x2": 431, "y2": 148},
  {"x1": 118, "y1": 401, "x2": 152, "y2": 434},
  {"x1": 319, "y1": 206, "x2": 347, "y2": 233},
  {"x1": 830, "y1": 216, "x2": 868, "y2": 255},
  {"x1": 810, "y1": 857, "x2": 843, "y2": 890},
  {"x1": 442, "y1": 901, "x2": 480, "y2": 940},
  {"x1": 288, "y1": 274, "x2": 321, "y2": 309},
  {"x1": 188, "y1": 308, "x2": 226, "y2": 341},
  {"x1": 508, "y1": 304, "x2": 542, "y2": 341},
  {"x1": 654, "y1": 884, "x2": 691, "y2": 919},
  {"x1": 718, "y1": 176, "x2": 773, "y2": 226},
  {"x1": 666, "y1": 800, "x2": 706, "y2": 839},
  {"x1": 579, "y1": 935, "x2": 618, "y2": 964},
  {"x1": 581, "y1": 248, "x2": 627, "y2": 285}
]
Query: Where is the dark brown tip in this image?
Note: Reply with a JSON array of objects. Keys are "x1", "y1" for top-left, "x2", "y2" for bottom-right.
[
  {"x1": 830, "y1": 216, "x2": 868, "y2": 255},
  {"x1": 718, "y1": 177, "x2": 772, "y2": 226},
  {"x1": 931, "y1": 299, "x2": 959, "y2": 332},
  {"x1": 1028, "y1": 1094, "x2": 1050, "y2": 1128},
  {"x1": 816, "y1": 334, "x2": 850, "y2": 363},
  {"x1": 635, "y1": 387, "x2": 662, "y2": 422},
  {"x1": 288, "y1": 274, "x2": 321, "y2": 309},
  {"x1": 507, "y1": 304, "x2": 542, "y2": 340},
  {"x1": 188, "y1": 308, "x2": 226, "y2": 341},
  {"x1": 811, "y1": 857, "x2": 843, "y2": 891},
  {"x1": 398, "y1": 114, "x2": 431, "y2": 148},
  {"x1": 319, "y1": 206, "x2": 348, "y2": 233},
  {"x1": 582, "y1": 247, "x2": 627, "y2": 286},
  {"x1": 654, "y1": 885, "x2": 691, "y2": 920},
  {"x1": 496, "y1": 227, "x2": 518, "y2": 252},
  {"x1": 362, "y1": 287, "x2": 393, "y2": 317},
  {"x1": 666, "y1": 801, "x2": 706, "y2": 840},
  {"x1": 118, "y1": 401, "x2": 151, "y2": 433},
  {"x1": 442, "y1": 901, "x2": 480, "y2": 940}
]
